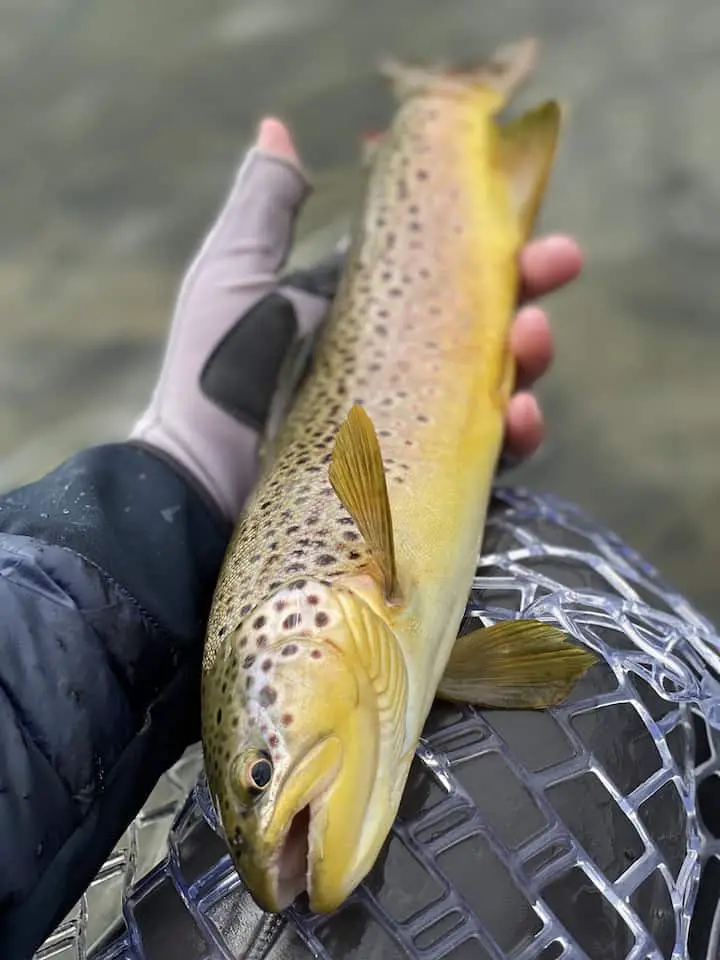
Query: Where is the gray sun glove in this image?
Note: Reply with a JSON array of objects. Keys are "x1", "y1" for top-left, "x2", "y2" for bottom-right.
[{"x1": 130, "y1": 144, "x2": 343, "y2": 522}]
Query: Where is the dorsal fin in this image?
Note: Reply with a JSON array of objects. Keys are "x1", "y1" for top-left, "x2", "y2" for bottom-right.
[
  {"x1": 328, "y1": 404, "x2": 400, "y2": 601},
  {"x1": 497, "y1": 99, "x2": 563, "y2": 240}
]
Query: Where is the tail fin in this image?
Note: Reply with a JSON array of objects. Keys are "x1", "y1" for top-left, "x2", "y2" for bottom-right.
[{"x1": 379, "y1": 38, "x2": 538, "y2": 107}]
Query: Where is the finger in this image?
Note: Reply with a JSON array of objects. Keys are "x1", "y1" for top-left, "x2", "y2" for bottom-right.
[
  {"x1": 511, "y1": 305, "x2": 553, "y2": 390},
  {"x1": 178, "y1": 117, "x2": 311, "y2": 313},
  {"x1": 519, "y1": 235, "x2": 583, "y2": 302},
  {"x1": 501, "y1": 392, "x2": 545, "y2": 467},
  {"x1": 256, "y1": 116, "x2": 301, "y2": 163}
]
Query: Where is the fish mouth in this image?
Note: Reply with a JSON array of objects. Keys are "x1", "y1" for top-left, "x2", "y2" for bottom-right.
[
  {"x1": 274, "y1": 803, "x2": 313, "y2": 908},
  {"x1": 259, "y1": 736, "x2": 342, "y2": 912}
]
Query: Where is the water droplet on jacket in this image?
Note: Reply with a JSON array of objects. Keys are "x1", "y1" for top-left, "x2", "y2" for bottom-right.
[{"x1": 62, "y1": 508, "x2": 70, "y2": 516}]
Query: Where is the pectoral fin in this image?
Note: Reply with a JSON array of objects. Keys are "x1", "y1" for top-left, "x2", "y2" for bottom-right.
[
  {"x1": 437, "y1": 619, "x2": 596, "y2": 709},
  {"x1": 329, "y1": 404, "x2": 400, "y2": 601},
  {"x1": 497, "y1": 100, "x2": 562, "y2": 240}
]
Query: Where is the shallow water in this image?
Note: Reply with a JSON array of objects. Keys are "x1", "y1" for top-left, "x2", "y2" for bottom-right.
[{"x1": 1, "y1": 0, "x2": 719, "y2": 629}]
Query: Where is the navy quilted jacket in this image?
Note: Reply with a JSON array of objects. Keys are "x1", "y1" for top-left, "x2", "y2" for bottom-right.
[{"x1": 0, "y1": 443, "x2": 230, "y2": 959}]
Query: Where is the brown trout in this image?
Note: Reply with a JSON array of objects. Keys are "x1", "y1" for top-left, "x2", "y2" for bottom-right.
[{"x1": 201, "y1": 38, "x2": 596, "y2": 914}]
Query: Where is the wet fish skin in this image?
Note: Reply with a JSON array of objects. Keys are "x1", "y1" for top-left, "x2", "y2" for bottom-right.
[{"x1": 201, "y1": 38, "x2": 595, "y2": 915}]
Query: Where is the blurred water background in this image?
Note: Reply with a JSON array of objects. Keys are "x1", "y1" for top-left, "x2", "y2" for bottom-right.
[{"x1": 1, "y1": 0, "x2": 719, "y2": 624}]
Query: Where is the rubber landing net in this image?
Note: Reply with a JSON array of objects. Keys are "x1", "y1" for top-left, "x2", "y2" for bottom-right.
[{"x1": 38, "y1": 488, "x2": 720, "y2": 960}]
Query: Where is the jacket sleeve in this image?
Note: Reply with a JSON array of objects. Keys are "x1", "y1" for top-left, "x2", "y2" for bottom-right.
[{"x1": 0, "y1": 442, "x2": 231, "y2": 960}]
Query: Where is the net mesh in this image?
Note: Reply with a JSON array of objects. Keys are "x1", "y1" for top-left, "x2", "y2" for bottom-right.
[{"x1": 37, "y1": 487, "x2": 720, "y2": 960}]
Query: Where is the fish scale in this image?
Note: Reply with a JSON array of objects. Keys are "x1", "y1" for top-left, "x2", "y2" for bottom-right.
[{"x1": 201, "y1": 40, "x2": 596, "y2": 918}]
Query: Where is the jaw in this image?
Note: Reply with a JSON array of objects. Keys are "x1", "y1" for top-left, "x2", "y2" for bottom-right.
[
  {"x1": 271, "y1": 792, "x2": 364, "y2": 915},
  {"x1": 307, "y1": 766, "x2": 405, "y2": 914},
  {"x1": 243, "y1": 737, "x2": 343, "y2": 913},
  {"x1": 270, "y1": 752, "x2": 396, "y2": 915},
  {"x1": 235, "y1": 739, "x2": 387, "y2": 915},
  {"x1": 242, "y1": 790, "x2": 382, "y2": 915}
]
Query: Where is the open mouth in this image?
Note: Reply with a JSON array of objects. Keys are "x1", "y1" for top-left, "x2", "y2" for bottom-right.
[
  {"x1": 276, "y1": 805, "x2": 311, "y2": 907},
  {"x1": 265, "y1": 736, "x2": 342, "y2": 910}
]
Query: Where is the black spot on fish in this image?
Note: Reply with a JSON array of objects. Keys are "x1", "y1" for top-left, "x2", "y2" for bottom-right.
[{"x1": 259, "y1": 687, "x2": 277, "y2": 707}]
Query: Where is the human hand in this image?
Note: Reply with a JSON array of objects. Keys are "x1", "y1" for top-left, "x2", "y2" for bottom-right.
[
  {"x1": 502, "y1": 235, "x2": 583, "y2": 469},
  {"x1": 131, "y1": 118, "x2": 582, "y2": 521}
]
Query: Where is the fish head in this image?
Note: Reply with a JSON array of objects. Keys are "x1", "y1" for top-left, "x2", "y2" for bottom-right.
[{"x1": 202, "y1": 579, "x2": 387, "y2": 914}]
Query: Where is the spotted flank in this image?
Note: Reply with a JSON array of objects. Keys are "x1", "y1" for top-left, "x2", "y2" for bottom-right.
[{"x1": 201, "y1": 38, "x2": 596, "y2": 918}]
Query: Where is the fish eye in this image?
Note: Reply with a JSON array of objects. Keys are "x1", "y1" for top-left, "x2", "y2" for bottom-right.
[{"x1": 244, "y1": 751, "x2": 273, "y2": 797}]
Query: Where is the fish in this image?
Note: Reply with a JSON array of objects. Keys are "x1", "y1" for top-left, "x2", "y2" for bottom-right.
[{"x1": 201, "y1": 37, "x2": 597, "y2": 916}]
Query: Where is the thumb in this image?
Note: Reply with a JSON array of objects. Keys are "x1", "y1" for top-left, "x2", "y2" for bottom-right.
[{"x1": 176, "y1": 118, "x2": 311, "y2": 316}]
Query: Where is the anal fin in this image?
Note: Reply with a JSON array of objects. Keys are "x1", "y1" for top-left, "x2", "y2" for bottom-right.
[{"x1": 437, "y1": 619, "x2": 597, "y2": 709}]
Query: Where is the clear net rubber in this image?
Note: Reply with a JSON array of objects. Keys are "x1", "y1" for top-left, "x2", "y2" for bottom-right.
[{"x1": 38, "y1": 487, "x2": 720, "y2": 960}]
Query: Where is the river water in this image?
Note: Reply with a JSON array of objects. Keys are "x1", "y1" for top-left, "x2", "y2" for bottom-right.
[{"x1": 1, "y1": 0, "x2": 719, "y2": 619}]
